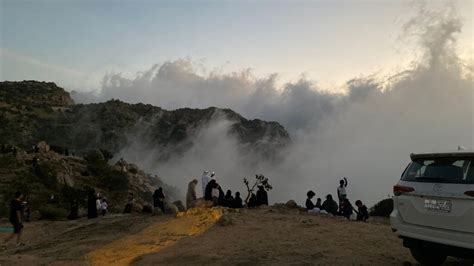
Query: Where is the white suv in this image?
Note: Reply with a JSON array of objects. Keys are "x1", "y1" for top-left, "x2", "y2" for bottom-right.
[{"x1": 390, "y1": 151, "x2": 474, "y2": 265}]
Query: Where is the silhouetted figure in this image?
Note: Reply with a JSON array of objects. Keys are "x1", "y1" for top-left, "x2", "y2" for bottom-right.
[
  {"x1": 3, "y1": 191, "x2": 25, "y2": 247},
  {"x1": 186, "y1": 179, "x2": 198, "y2": 209},
  {"x1": 337, "y1": 177, "x2": 348, "y2": 210},
  {"x1": 65, "y1": 148, "x2": 69, "y2": 156},
  {"x1": 211, "y1": 183, "x2": 220, "y2": 206},
  {"x1": 68, "y1": 199, "x2": 79, "y2": 220},
  {"x1": 256, "y1": 186, "x2": 268, "y2": 206},
  {"x1": 232, "y1": 192, "x2": 243, "y2": 208},
  {"x1": 321, "y1": 194, "x2": 338, "y2": 215},
  {"x1": 315, "y1": 198, "x2": 322, "y2": 209},
  {"x1": 123, "y1": 193, "x2": 135, "y2": 213},
  {"x1": 247, "y1": 193, "x2": 257, "y2": 208},
  {"x1": 101, "y1": 198, "x2": 108, "y2": 216},
  {"x1": 153, "y1": 188, "x2": 165, "y2": 213},
  {"x1": 87, "y1": 191, "x2": 98, "y2": 219},
  {"x1": 306, "y1": 191, "x2": 316, "y2": 210},
  {"x1": 355, "y1": 200, "x2": 369, "y2": 221},
  {"x1": 12, "y1": 147, "x2": 17, "y2": 156},
  {"x1": 218, "y1": 185, "x2": 225, "y2": 206},
  {"x1": 223, "y1": 190, "x2": 233, "y2": 207},
  {"x1": 204, "y1": 179, "x2": 216, "y2": 201},
  {"x1": 341, "y1": 198, "x2": 353, "y2": 219}
]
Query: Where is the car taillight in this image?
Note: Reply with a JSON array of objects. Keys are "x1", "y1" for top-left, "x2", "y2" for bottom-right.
[
  {"x1": 393, "y1": 185, "x2": 415, "y2": 196},
  {"x1": 465, "y1": 191, "x2": 474, "y2": 197}
]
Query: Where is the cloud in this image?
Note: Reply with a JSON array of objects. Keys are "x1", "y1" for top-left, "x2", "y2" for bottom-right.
[{"x1": 74, "y1": 4, "x2": 473, "y2": 206}]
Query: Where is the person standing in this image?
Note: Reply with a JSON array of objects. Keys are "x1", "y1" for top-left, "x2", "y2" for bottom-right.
[
  {"x1": 211, "y1": 183, "x2": 220, "y2": 206},
  {"x1": 201, "y1": 171, "x2": 210, "y2": 197},
  {"x1": 88, "y1": 190, "x2": 98, "y2": 219},
  {"x1": 153, "y1": 188, "x2": 165, "y2": 213},
  {"x1": 101, "y1": 198, "x2": 108, "y2": 216},
  {"x1": 124, "y1": 193, "x2": 135, "y2": 214},
  {"x1": 256, "y1": 186, "x2": 268, "y2": 206},
  {"x1": 232, "y1": 192, "x2": 243, "y2": 208},
  {"x1": 186, "y1": 179, "x2": 198, "y2": 209},
  {"x1": 223, "y1": 190, "x2": 233, "y2": 207},
  {"x1": 2, "y1": 191, "x2": 25, "y2": 249},
  {"x1": 96, "y1": 193, "x2": 102, "y2": 215},
  {"x1": 337, "y1": 177, "x2": 348, "y2": 209}
]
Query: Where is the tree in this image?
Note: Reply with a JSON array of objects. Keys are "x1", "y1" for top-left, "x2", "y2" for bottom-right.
[{"x1": 243, "y1": 174, "x2": 272, "y2": 203}]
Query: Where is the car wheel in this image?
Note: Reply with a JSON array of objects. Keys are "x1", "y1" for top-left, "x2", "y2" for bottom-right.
[{"x1": 410, "y1": 245, "x2": 447, "y2": 266}]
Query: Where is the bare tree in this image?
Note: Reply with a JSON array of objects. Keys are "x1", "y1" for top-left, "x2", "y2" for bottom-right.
[{"x1": 243, "y1": 174, "x2": 272, "y2": 203}]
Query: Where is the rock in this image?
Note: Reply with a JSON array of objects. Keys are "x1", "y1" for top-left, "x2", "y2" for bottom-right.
[
  {"x1": 173, "y1": 200, "x2": 185, "y2": 212},
  {"x1": 142, "y1": 205, "x2": 153, "y2": 213},
  {"x1": 285, "y1": 200, "x2": 298, "y2": 208},
  {"x1": 164, "y1": 202, "x2": 179, "y2": 215},
  {"x1": 153, "y1": 207, "x2": 163, "y2": 216},
  {"x1": 37, "y1": 141, "x2": 50, "y2": 153}
]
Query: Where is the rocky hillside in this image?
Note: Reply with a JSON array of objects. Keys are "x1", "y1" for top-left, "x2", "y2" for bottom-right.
[
  {"x1": 0, "y1": 81, "x2": 290, "y2": 160},
  {"x1": 0, "y1": 143, "x2": 178, "y2": 219}
]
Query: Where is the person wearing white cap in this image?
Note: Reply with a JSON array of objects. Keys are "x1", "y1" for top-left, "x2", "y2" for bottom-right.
[{"x1": 201, "y1": 171, "x2": 210, "y2": 197}]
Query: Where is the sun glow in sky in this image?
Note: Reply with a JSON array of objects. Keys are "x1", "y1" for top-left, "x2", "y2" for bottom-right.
[{"x1": 0, "y1": 0, "x2": 472, "y2": 92}]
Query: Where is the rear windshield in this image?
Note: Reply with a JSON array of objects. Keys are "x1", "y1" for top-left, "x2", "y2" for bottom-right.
[{"x1": 402, "y1": 157, "x2": 474, "y2": 184}]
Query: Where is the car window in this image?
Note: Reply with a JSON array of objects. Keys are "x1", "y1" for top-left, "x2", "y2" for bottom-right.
[{"x1": 403, "y1": 157, "x2": 474, "y2": 184}]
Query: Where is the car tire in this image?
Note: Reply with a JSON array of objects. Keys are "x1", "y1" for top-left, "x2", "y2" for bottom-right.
[{"x1": 410, "y1": 245, "x2": 447, "y2": 266}]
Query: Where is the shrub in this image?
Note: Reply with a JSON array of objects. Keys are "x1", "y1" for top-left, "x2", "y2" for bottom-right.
[
  {"x1": 38, "y1": 204, "x2": 68, "y2": 220},
  {"x1": 84, "y1": 150, "x2": 108, "y2": 176},
  {"x1": 34, "y1": 163, "x2": 58, "y2": 188},
  {"x1": 101, "y1": 170, "x2": 129, "y2": 191},
  {"x1": 369, "y1": 198, "x2": 394, "y2": 217}
]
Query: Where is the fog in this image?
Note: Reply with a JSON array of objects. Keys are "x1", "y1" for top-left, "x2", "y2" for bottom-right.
[{"x1": 73, "y1": 5, "x2": 473, "y2": 206}]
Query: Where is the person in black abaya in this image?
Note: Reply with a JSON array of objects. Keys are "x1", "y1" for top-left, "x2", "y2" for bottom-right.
[
  {"x1": 247, "y1": 193, "x2": 258, "y2": 208},
  {"x1": 153, "y1": 187, "x2": 166, "y2": 213},
  {"x1": 256, "y1": 186, "x2": 268, "y2": 206},
  {"x1": 87, "y1": 190, "x2": 98, "y2": 219},
  {"x1": 232, "y1": 192, "x2": 243, "y2": 208},
  {"x1": 204, "y1": 179, "x2": 216, "y2": 201},
  {"x1": 223, "y1": 190, "x2": 233, "y2": 207}
]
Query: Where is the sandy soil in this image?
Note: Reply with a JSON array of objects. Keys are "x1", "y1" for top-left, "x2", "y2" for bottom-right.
[{"x1": 0, "y1": 206, "x2": 473, "y2": 266}]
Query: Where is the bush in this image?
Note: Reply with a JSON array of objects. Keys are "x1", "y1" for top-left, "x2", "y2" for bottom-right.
[
  {"x1": 34, "y1": 163, "x2": 58, "y2": 188},
  {"x1": 38, "y1": 204, "x2": 68, "y2": 220},
  {"x1": 101, "y1": 170, "x2": 129, "y2": 191},
  {"x1": 369, "y1": 198, "x2": 394, "y2": 217},
  {"x1": 84, "y1": 150, "x2": 108, "y2": 176}
]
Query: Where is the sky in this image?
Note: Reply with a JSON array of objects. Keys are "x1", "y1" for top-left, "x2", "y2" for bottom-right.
[{"x1": 1, "y1": 0, "x2": 472, "y2": 91}]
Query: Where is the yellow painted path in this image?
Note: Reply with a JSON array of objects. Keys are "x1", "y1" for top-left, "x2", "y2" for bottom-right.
[{"x1": 87, "y1": 208, "x2": 222, "y2": 266}]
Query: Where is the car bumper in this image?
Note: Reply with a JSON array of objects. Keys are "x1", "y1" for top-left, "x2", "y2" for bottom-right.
[{"x1": 390, "y1": 209, "x2": 474, "y2": 250}]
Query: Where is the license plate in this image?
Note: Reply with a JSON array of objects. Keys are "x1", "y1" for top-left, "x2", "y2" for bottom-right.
[{"x1": 424, "y1": 199, "x2": 452, "y2": 213}]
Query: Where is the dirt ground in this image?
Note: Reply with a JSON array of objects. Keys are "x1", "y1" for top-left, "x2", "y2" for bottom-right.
[{"x1": 0, "y1": 206, "x2": 473, "y2": 266}]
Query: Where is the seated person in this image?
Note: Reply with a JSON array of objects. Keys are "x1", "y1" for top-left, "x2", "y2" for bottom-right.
[
  {"x1": 321, "y1": 194, "x2": 338, "y2": 215},
  {"x1": 354, "y1": 200, "x2": 369, "y2": 221},
  {"x1": 306, "y1": 191, "x2": 320, "y2": 213},
  {"x1": 340, "y1": 198, "x2": 353, "y2": 220}
]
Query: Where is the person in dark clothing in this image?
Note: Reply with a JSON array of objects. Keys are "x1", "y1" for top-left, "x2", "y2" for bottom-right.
[
  {"x1": 124, "y1": 193, "x2": 135, "y2": 213},
  {"x1": 223, "y1": 190, "x2": 234, "y2": 207},
  {"x1": 305, "y1": 190, "x2": 316, "y2": 210},
  {"x1": 87, "y1": 191, "x2": 98, "y2": 219},
  {"x1": 65, "y1": 148, "x2": 69, "y2": 156},
  {"x1": 218, "y1": 186, "x2": 225, "y2": 206},
  {"x1": 247, "y1": 193, "x2": 258, "y2": 208},
  {"x1": 315, "y1": 198, "x2": 322, "y2": 209},
  {"x1": 12, "y1": 147, "x2": 17, "y2": 156},
  {"x1": 204, "y1": 179, "x2": 216, "y2": 201},
  {"x1": 153, "y1": 188, "x2": 165, "y2": 213},
  {"x1": 68, "y1": 199, "x2": 79, "y2": 220},
  {"x1": 341, "y1": 198, "x2": 353, "y2": 220},
  {"x1": 321, "y1": 194, "x2": 339, "y2": 215},
  {"x1": 232, "y1": 192, "x2": 243, "y2": 208},
  {"x1": 256, "y1": 186, "x2": 268, "y2": 206},
  {"x1": 32, "y1": 156, "x2": 39, "y2": 168},
  {"x1": 2, "y1": 191, "x2": 25, "y2": 248},
  {"x1": 354, "y1": 200, "x2": 369, "y2": 221}
]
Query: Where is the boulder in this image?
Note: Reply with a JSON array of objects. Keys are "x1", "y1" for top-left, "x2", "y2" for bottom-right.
[
  {"x1": 37, "y1": 141, "x2": 50, "y2": 153},
  {"x1": 164, "y1": 202, "x2": 179, "y2": 215},
  {"x1": 142, "y1": 205, "x2": 153, "y2": 213},
  {"x1": 285, "y1": 200, "x2": 298, "y2": 208},
  {"x1": 173, "y1": 200, "x2": 185, "y2": 212}
]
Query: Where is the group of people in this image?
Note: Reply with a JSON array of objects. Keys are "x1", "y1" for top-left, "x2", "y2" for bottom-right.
[
  {"x1": 305, "y1": 177, "x2": 369, "y2": 221},
  {"x1": 184, "y1": 171, "x2": 270, "y2": 209},
  {"x1": 86, "y1": 191, "x2": 109, "y2": 219}
]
